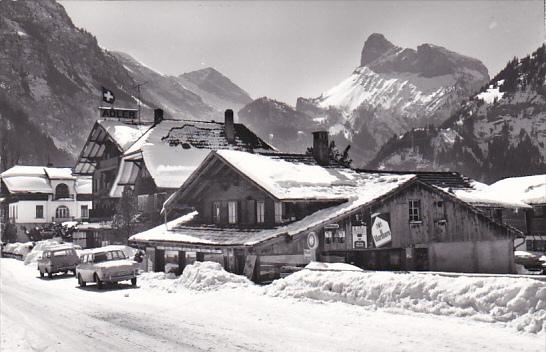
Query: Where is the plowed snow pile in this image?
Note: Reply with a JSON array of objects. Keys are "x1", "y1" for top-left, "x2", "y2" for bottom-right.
[
  {"x1": 23, "y1": 238, "x2": 63, "y2": 265},
  {"x1": 266, "y1": 269, "x2": 546, "y2": 333},
  {"x1": 140, "y1": 261, "x2": 252, "y2": 292}
]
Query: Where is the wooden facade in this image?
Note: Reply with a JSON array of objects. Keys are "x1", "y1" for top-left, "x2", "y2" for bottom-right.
[{"x1": 132, "y1": 152, "x2": 520, "y2": 281}]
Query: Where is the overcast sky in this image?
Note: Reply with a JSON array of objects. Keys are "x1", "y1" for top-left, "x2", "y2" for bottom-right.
[{"x1": 61, "y1": 1, "x2": 544, "y2": 105}]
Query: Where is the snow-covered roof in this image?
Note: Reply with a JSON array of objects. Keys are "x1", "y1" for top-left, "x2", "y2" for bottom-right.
[
  {"x1": 449, "y1": 180, "x2": 532, "y2": 209},
  {"x1": 0, "y1": 165, "x2": 89, "y2": 194},
  {"x1": 214, "y1": 150, "x2": 371, "y2": 200},
  {"x1": 75, "y1": 176, "x2": 92, "y2": 195},
  {"x1": 110, "y1": 119, "x2": 275, "y2": 197},
  {"x1": 74, "y1": 120, "x2": 151, "y2": 175},
  {"x1": 2, "y1": 175, "x2": 52, "y2": 194},
  {"x1": 75, "y1": 222, "x2": 113, "y2": 230},
  {"x1": 131, "y1": 172, "x2": 416, "y2": 246},
  {"x1": 489, "y1": 175, "x2": 546, "y2": 205}
]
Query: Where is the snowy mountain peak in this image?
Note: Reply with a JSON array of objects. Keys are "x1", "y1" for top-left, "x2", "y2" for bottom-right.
[
  {"x1": 360, "y1": 33, "x2": 397, "y2": 66},
  {"x1": 294, "y1": 33, "x2": 490, "y2": 166}
]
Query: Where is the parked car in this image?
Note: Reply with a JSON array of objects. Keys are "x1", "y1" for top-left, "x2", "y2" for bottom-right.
[
  {"x1": 37, "y1": 245, "x2": 80, "y2": 278},
  {"x1": 76, "y1": 247, "x2": 139, "y2": 289}
]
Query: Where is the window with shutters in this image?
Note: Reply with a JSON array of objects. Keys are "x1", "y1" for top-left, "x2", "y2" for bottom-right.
[
  {"x1": 228, "y1": 201, "x2": 238, "y2": 224},
  {"x1": 256, "y1": 201, "x2": 265, "y2": 224},
  {"x1": 212, "y1": 201, "x2": 221, "y2": 224}
]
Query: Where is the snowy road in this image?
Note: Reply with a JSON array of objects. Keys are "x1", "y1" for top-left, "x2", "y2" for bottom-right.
[{"x1": 1, "y1": 258, "x2": 543, "y2": 352}]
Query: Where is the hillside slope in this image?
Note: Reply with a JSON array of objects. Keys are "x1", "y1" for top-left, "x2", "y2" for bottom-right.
[{"x1": 368, "y1": 45, "x2": 546, "y2": 182}]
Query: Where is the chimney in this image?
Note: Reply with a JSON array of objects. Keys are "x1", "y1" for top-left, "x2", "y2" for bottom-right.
[
  {"x1": 224, "y1": 109, "x2": 235, "y2": 143},
  {"x1": 312, "y1": 131, "x2": 329, "y2": 166},
  {"x1": 154, "y1": 108, "x2": 164, "y2": 125}
]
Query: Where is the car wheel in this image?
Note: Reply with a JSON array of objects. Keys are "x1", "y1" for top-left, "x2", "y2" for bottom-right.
[
  {"x1": 47, "y1": 269, "x2": 52, "y2": 279},
  {"x1": 131, "y1": 277, "x2": 137, "y2": 287},
  {"x1": 94, "y1": 273, "x2": 103, "y2": 289},
  {"x1": 39, "y1": 271, "x2": 44, "y2": 278},
  {"x1": 78, "y1": 274, "x2": 86, "y2": 287}
]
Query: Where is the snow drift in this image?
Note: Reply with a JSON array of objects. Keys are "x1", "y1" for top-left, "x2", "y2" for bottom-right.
[
  {"x1": 266, "y1": 269, "x2": 546, "y2": 334},
  {"x1": 140, "y1": 261, "x2": 252, "y2": 292},
  {"x1": 23, "y1": 238, "x2": 64, "y2": 265}
]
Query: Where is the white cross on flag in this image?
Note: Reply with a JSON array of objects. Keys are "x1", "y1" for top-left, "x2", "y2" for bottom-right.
[{"x1": 102, "y1": 87, "x2": 115, "y2": 104}]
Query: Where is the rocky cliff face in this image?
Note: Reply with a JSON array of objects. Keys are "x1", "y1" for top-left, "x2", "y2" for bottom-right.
[
  {"x1": 177, "y1": 67, "x2": 252, "y2": 112},
  {"x1": 368, "y1": 45, "x2": 546, "y2": 182},
  {"x1": 295, "y1": 33, "x2": 490, "y2": 165},
  {"x1": 112, "y1": 52, "x2": 215, "y2": 119},
  {"x1": 0, "y1": 0, "x2": 143, "y2": 158},
  {"x1": 0, "y1": 0, "x2": 250, "y2": 166}
]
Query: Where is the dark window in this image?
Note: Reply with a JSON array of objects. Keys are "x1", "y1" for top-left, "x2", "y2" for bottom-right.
[
  {"x1": 81, "y1": 205, "x2": 89, "y2": 218},
  {"x1": 409, "y1": 200, "x2": 421, "y2": 222},
  {"x1": 35, "y1": 205, "x2": 44, "y2": 219},
  {"x1": 533, "y1": 206, "x2": 544, "y2": 217},
  {"x1": 55, "y1": 183, "x2": 70, "y2": 199}
]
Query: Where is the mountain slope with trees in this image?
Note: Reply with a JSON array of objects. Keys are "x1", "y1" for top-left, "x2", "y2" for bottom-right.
[{"x1": 368, "y1": 45, "x2": 546, "y2": 182}]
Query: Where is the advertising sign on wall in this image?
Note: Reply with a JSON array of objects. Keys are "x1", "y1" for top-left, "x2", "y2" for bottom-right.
[
  {"x1": 352, "y1": 225, "x2": 367, "y2": 248},
  {"x1": 371, "y1": 216, "x2": 392, "y2": 247}
]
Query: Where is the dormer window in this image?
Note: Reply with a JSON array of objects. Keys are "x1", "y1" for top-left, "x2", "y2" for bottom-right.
[{"x1": 55, "y1": 183, "x2": 69, "y2": 199}]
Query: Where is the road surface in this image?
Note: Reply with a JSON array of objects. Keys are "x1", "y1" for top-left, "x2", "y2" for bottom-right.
[{"x1": 1, "y1": 258, "x2": 543, "y2": 352}]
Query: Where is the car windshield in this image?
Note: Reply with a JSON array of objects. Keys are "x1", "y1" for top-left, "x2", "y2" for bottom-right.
[
  {"x1": 53, "y1": 249, "x2": 74, "y2": 256},
  {"x1": 93, "y1": 250, "x2": 126, "y2": 263}
]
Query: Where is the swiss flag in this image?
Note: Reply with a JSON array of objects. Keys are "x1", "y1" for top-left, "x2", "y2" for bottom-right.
[{"x1": 102, "y1": 87, "x2": 115, "y2": 104}]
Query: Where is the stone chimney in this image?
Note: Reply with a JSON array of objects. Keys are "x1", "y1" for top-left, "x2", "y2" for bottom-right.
[
  {"x1": 154, "y1": 108, "x2": 164, "y2": 125},
  {"x1": 224, "y1": 109, "x2": 235, "y2": 143},
  {"x1": 312, "y1": 131, "x2": 329, "y2": 166}
]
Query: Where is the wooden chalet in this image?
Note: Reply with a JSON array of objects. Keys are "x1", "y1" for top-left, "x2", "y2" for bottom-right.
[
  {"x1": 74, "y1": 118, "x2": 151, "y2": 220},
  {"x1": 110, "y1": 109, "x2": 275, "y2": 223},
  {"x1": 130, "y1": 134, "x2": 520, "y2": 281}
]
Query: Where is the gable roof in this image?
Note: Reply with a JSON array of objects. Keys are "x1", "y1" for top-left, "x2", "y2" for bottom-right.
[
  {"x1": 0, "y1": 165, "x2": 90, "y2": 194},
  {"x1": 132, "y1": 174, "x2": 521, "y2": 248},
  {"x1": 74, "y1": 120, "x2": 151, "y2": 175},
  {"x1": 131, "y1": 172, "x2": 417, "y2": 247},
  {"x1": 110, "y1": 119, "x2": 276, "y2": 197},
  {"x1": 356, "y1": 169, "x2": 530, "y2": 209},
  {"x1": 164, "y1": 149, "x2": 417, "y2": 209}
]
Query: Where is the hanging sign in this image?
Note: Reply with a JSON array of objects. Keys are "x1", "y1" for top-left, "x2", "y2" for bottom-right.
[
  {"x1": 99, "y1": 107, "x2": 138, "y2": 119},
  {"x1": 371, "y1": 216, "x2": 392, "y2": 248}
]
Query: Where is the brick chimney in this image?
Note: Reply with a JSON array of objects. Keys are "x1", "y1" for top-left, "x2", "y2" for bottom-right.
[
  {"x1": 154, "y1": 108, "x2": 164, "y2": 125},
  {"x1": 312, "y1": 131, "x2": 329, "y2": 166},
  {"x1": 224, "y1": 109, "x2": 235, "y2": 143}
]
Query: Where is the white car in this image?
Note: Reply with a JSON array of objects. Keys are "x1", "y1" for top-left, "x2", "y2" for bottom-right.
[{"x1": 76, "y1": 247, "x2": 139, "y2": 289}]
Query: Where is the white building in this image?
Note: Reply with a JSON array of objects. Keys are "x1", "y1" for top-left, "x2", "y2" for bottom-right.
[{"x1": 1, "y1": 166, "x2": 92, "y2": 241}]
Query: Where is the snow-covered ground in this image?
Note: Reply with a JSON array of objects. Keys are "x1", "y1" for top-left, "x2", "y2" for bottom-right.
[{"x1": 1, "y1": 258, "x2": 544, "y2": 352}]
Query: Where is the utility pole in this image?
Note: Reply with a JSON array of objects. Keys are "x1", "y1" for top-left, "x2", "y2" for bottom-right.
[{"x1": 133, "y1": 82, "x2": 148, "y2": 125}]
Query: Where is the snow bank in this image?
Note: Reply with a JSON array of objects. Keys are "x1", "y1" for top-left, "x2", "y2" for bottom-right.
[
  {"x1": 266, "y1": 270, "x2": 546, "y2": 334},
  {"x1": 305, "y1": 261, "x2": 364, "y2": 272},
  {"x1": 23, "y1": 238, "x2": 64, "y2": 265},
  {"x1": 140, "y1": 261, "x2": 252, "y2": 292},
  {"x1": 2, "y1": 242, "x2": 33, "y2": 259}
]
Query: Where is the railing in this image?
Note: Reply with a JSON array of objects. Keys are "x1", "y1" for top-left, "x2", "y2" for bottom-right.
[{"x1": 52, "y1": 216, "x2": 75, "y2": 223}]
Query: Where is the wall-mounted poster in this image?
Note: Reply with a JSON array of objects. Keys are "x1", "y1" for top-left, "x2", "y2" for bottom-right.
[
  {"x1": 352, "y1": 225, "x2": 367, "y2": 248},
  {"x1": 371, "y1": 216, "x2": 392, "y2": 248}
]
